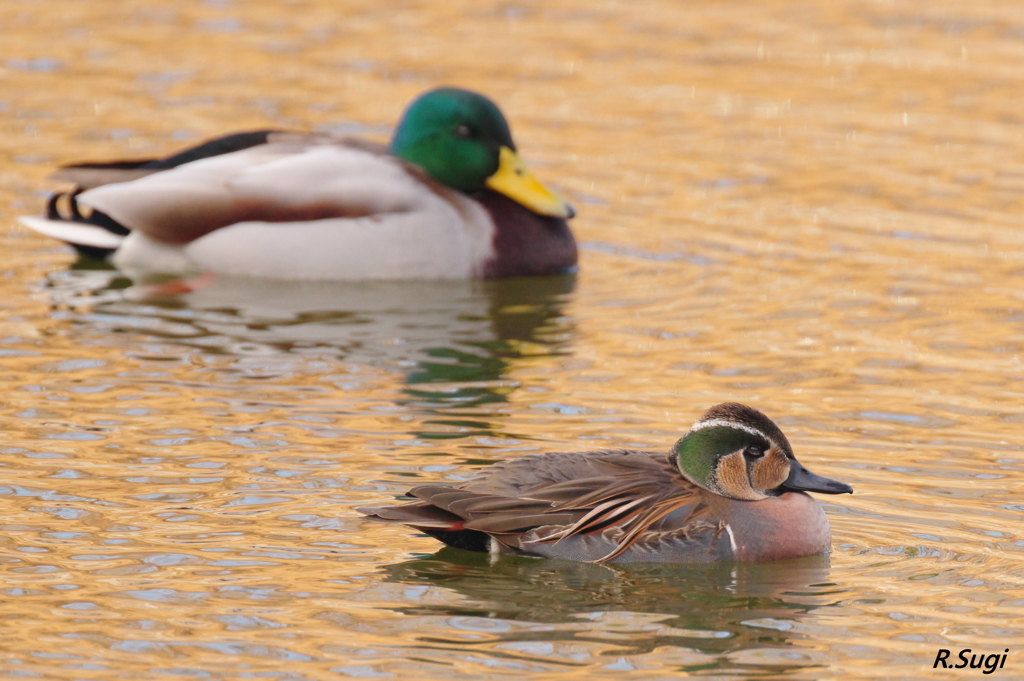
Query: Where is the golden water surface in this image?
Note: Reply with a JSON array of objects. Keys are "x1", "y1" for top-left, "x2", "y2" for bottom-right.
[{"x1": 2, "y1": 0, "x2": 1024, "y2": 678}]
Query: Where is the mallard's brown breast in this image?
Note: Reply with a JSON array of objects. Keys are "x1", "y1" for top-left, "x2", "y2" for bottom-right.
[{"x1": 477, "y1": 190, "x2": 577, "y2": 278}]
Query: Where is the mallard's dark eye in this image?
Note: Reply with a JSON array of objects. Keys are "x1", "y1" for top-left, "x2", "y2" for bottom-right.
[
  {"x1": 454, "y1": 124, "x2": 472, "y2": 138},
  {"x1": 743, "y1": 446, "x2": 764, "y2": 459}
]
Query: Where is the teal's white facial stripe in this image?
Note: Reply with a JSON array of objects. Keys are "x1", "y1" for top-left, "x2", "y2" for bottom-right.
[{"x1": 687, "y1": 418, "x2": 785, "y2": 455}]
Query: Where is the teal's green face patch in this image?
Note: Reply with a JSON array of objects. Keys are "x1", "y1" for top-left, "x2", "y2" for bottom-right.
[{"x1": 673, "y1": 426, "x2": 771, "y2": 487}]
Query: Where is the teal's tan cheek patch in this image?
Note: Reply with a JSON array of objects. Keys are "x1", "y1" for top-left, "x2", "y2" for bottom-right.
[
  {"x1": 716, "y1": 451, "x2": 763, "y2": 500},
  {"x1": 752, "y1": 448, "x2": 790, "y2": 491}
]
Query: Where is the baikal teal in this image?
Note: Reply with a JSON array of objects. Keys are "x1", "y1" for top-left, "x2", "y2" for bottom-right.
[{"x1": 359, "y1": 402, "x2": 853, "y2": 563}]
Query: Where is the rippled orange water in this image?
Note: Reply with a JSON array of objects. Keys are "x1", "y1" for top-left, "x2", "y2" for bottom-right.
[{"x1": 2, "y1": 0, "x2": 1024, "y2": 678}]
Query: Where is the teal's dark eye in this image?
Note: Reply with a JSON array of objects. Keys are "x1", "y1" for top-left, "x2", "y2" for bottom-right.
[
  {"x1": 455, "y1": 124, "x2": 472, "y2": 138},
  {"x1": 743, "y1": 446, "x2": 764, "y2": 459}
]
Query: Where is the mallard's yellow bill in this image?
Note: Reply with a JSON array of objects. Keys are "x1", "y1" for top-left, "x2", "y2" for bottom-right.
[{"x1": 485, "y1": 146, "x2": 575, "y2": 219}]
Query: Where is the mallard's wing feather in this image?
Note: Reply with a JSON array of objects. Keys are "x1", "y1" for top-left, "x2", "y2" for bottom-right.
[
  {"x1": 50, "y1": 168, "x2": 159, "y2": 190},
  {"x1": 79, "y1": 142, "x2": 394, "y2": 244},
  {"x1": 69, "y1": 140, "x2": 497, "y2": 279},
  {"x1": 49, "y1": 130, "x2": 282, "y2": 189}
]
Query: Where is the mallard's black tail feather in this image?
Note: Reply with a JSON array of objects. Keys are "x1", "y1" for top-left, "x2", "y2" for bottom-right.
[
  {"x1": 32, "y1": 189, "x2": 127, "y2": 259},
  {"x1": 23, "y1": 130, "x2": 284, "y2": 258}
]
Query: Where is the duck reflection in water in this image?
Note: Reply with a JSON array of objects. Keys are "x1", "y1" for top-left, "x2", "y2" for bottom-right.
[
  {"x1": 46, "y1": 270, "x2": 576, "y2": 428},
  {"x1": 370, "y1": 548, "x2": 839, "y2": 667}
]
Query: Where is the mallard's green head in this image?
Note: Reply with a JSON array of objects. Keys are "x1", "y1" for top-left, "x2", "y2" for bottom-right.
[
  {"x1": 673, "y1": 403, "x2": 852, "y2": 501},
  {"x1": 390, "y1": 88, "x2": 574, "y2": 219}
]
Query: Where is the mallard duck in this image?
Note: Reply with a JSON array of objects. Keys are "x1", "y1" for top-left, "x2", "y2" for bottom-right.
[
  {"x1": 358, "y1": 403, "x2": 853, "y2": 563},
  {"x1": 19, "y1": 88, "x2": 576, "y2": 280}
]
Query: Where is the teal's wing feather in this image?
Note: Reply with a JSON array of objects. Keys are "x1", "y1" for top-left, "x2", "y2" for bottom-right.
[{"x1": 395, "y1": 450, "x2": 709, "y2": 562}]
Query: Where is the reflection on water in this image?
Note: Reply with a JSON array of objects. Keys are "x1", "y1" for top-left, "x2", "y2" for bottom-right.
[
  {"x1": 48, "y1": 269, "x2": 574, "y2": 370},
  {"x1": 46, "y1": 270, "x2": 576, "y2": 440},
  {"x1": 381, "y1": 549, "x2": 837, "y2": 661}
]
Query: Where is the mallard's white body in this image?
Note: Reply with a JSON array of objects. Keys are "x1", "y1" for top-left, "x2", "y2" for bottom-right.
[{"x1": 21, "y1": 137, "x2": 498, "y2": 281}]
